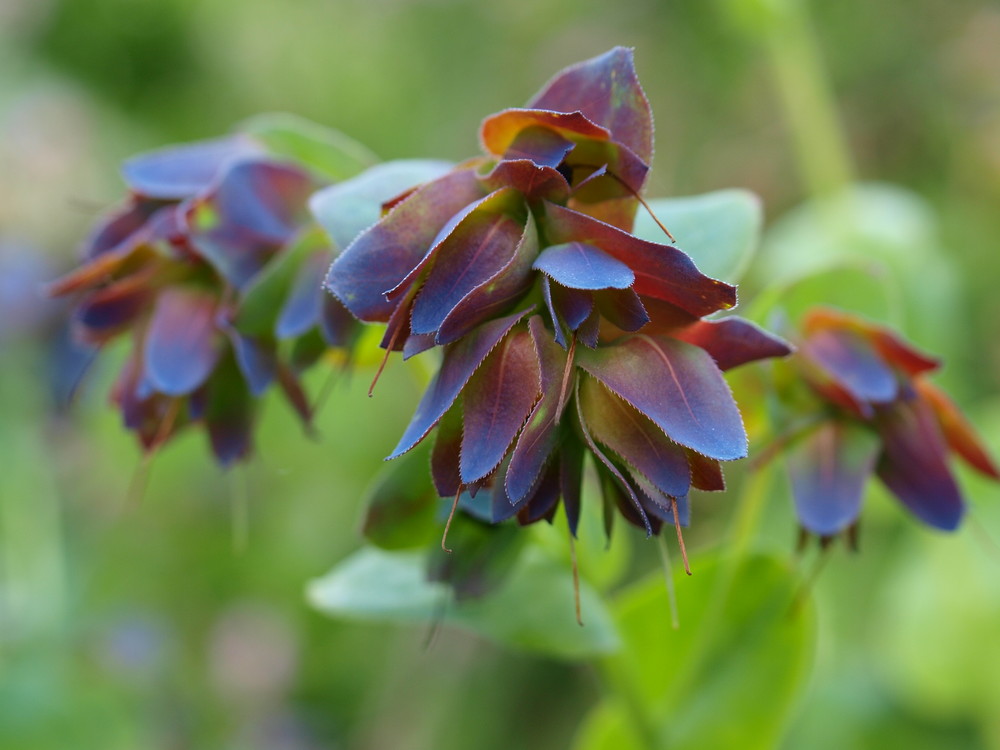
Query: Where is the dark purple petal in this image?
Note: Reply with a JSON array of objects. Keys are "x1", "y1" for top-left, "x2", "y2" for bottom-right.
[
  {"x1": 533, "y1": 242, "x2": 634, "y2": 290},
  {"x1": 560, "y1": 436, "x2": 585, "y2": 535},
  {"x1": 575, "y1": 335, "x2": 747, "y2": 460},
  {"x1": 460, "y1": 329, "x2": 541, "y2": 483},
  {"x1": 388, "y1": 309, "x2": 531, "y2": 459},
  {"x1": 787, "y1": 421, "x2": 881, "y2": 536},
  {"x1": 436, "y1": 211, "x2": 538, "y2": 345},
  {"x1": 80, "y1": 200, "x2": 167, "y2": 260},
  {"x1": 575, "y1": 381, "x2": 651, "y2": 535},
  {"x1": 186, "y1": 160, "x2": 315, "y2": 289},
  {"x1": 276, "y1": 251, "x2": 328, "y2": 339},
  {"x1": 594, "y1": 288, "x2": 649, "y2": 333},
  {"x1": 228, "y1": 331, "x2": 277, "y2": 397},
  {"x1": 544, "y1": 203, "x2": 736, "y2": 317},
  {"x1": 551, "y1": 283, "x2": 594, "y2": 332},
  {"x1": 187, "y1": 232, "x2": 279, "y2": 291},
  {"x1": 541, "y1": 277, "x2": 568, "y2": 349},
  {"x1": 122, "y1": 136, "x2": 259, "y2": 200},
  {"x1": 504, "y1": 316, "x2": 569, "y2": 502},
  {"x1": 674, "y1": 317, "x2": 792, "y2": 371},
  {"x1": 380, "y1": 284, "x2": 418, "y2": 353},
  {"x1": 565, "y1": 139, "x2": 649, "y2": 200},
  {"x1": 186, "y1": 162, "x2": 314, "y2": 288},
  {"x1": 276, "y1": 361, "x2": 313, "y2": 429},
  {"x1": 432, "y1": 402, "x2": 464, "y2": 497},
  {"x1": 579, "y1": 375, "x2": 691, "y2": 498},
  {"x1": 503, "y1": 125, "x2": 575, "y2": 168},
  {"x1": 411, "y1": 204, "x2": 525, "y2": 336},
  {"x1": 385, "y1": 189, "x2": 521, "y2": 307},
  {"x1": 876, "y1": 398, "x2": 965, "y2": 531},
  {"x1": 325, "y1": 168, "x2": 486, "y2": 322},
  {"x1": 73, "y1": 272, "x2": 155, "y2": 343},
  {"x1": 627, "y1": 466, "x2": 690, "y2": 527},
  {"x1": 205, "y1": 159, "x2": 314, "y2": 243},
  {"x1": 801, "y1": 329, "x2": 898, "y2": 410},
  {"x1": 403, "y1": 332, "x2": 436, "y2": 360},
  {"x1": 144, "y1": 288, "x2": 221, "y2": 396},
  {"x1": 577, "y1": 308, "x2": 601, "y2": 349},
  {"x1": 516, "y1": 461, "x2": 562, "y2": 526},
  {"x1": 804, "y1": 307, "x2": 939, "y2": 377},
  {"x1": 527, "y1": 47, "x2": 653, "y2": 166},
  {"x1": 687, "y1": 449, "x2": 725, "y2": 492},
  {"x1": 479, "y1": 160, "x2": 571, "y2": 202},
  {"x1": 320, "y1": 295, "x2": 357, "y2": 348},
  {"x1": 491, "y1": 457, "x2": 526, "y2": 524},
  {"x1": 203, "y1": 353, "x2": 254, "y2": 467}
]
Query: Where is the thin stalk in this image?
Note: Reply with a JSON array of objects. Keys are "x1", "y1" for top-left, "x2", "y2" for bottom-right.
[
  {"x1": 763, "y1": 5, "x2": 854, "y2": 199},
  {"x1": 594, "y1": 657, "x2": 660, "y2": 750}
]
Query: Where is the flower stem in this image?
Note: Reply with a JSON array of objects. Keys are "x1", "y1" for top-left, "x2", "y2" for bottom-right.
[
  {"x1": 762, "y1": 3, "x2": 854, "y2": 199},
  {"x1": 594, "y1": 656, "x2": 660, "y2": 750}
]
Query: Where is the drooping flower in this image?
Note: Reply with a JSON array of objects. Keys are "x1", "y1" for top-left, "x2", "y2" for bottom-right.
[
  {"x1": 49, "y1": 121, "x2": 379, "y2": 465},
  {"x1": 322, "y1": 48, "x2": 792, "y2": 546},
  {"x1": 778, "y1": 307, "x2": 999, "y2": 539}
]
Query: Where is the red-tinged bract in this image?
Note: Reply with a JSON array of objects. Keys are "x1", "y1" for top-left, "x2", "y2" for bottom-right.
[
  {"x1": 51, "y1": 132, "x2": 360, "y2": 465},
  {"x1": 324, "y1": 48, "x2": 792, "y2": 539},
  {"x1": 781, "y1": 307, "x2": 999, "y2": 539}
]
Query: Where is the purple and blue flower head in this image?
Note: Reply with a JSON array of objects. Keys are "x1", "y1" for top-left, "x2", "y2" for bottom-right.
[
  {"x1": 780, "y1": 307, "x2": 999, "y2": 541},
  {"x1": 49, "y1": 122, "x2": 365, "y2": 465},
  {"x1": 322, "y1": 48, "x2": 792, "y2": 553}
]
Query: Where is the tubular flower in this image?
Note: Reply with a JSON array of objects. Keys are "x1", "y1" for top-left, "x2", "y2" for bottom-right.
[
  {"x1": 779, "y1": 307, "x2": 999, "y2": 539},
  {"x1": 49, "y1": 132, "x2": 360, "y2": 465},
  {"x1": 322, "y1": 48, "x2": 792, "y2": 540}
]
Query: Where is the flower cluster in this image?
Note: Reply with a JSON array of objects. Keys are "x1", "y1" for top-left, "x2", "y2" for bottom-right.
[
  {"x1": 779, "y1": 307, "x2": 999, "y2": 539},
  {"x1": 323, "y1": 48, "x2": 791, "y2": 543},
  {"x1": 49, "y1": 130, "x2": 359, "y2": 465}
]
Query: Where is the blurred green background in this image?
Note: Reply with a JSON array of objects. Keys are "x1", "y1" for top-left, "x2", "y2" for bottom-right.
[{"x1": 2, "y1": 0, "x2": 1000, "y2": 747}]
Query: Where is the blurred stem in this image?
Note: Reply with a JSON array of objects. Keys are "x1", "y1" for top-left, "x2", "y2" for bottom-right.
[
  {"x1": 595, "y1": 657, "x2": 659, "y2": 750},
  {"x1": 762, "y1": 3, "x2": 854, "y2": 198}
]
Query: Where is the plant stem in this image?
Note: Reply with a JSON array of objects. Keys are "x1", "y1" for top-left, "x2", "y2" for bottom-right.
[
  {"x1": 762, "y1": 4, "x2": 854, "y2": 199},
  {"x1": 595, "y1": 656, "x2": 660, "y2": 750}
]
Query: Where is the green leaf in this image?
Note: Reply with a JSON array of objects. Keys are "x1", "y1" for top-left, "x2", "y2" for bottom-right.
[
  {"x1": 233, "y1": 227, "x2": 328, "y2": 337},
  {"x1": 632, "y1": 189, "x2": 762, "y2": 282},
  {"x1": 360, "y1": 441, "x2": 439, "y2": 550},
  {"x1": 309, "y1": 159, "x2": 454, "y2": 251},
  {"x1": 308, "y1": 545, "x2": 620, "y2": 659},
  {"x1": 240, "y1": 112, "x2": 378, "y2": 182},
  {"x1": 574, "y1": 552, "x2": 816, "y2": 750}
]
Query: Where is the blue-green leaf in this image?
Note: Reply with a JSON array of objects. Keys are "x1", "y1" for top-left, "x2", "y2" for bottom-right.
[
  {"x1": 239, "y1": 112, "x2": 378, "y2": 182},
  {"x1": 308, "y1": 546, "x2": 620, "y2": 659}
]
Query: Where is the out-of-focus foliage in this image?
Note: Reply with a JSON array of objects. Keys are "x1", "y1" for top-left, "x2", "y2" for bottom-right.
[{"x1": 3, "y1": 0, "x2": 1000, "y2": 748}]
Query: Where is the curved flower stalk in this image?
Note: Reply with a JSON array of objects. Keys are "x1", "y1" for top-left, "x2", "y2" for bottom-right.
[
  {"x1": 322, "y1": 48, "x2": 792, "y2": 548},
  {"x1": 49, "y1": 119, "x2": 380, "y2": 466},
  {"x1": 776, "y1": 307, "x2": 999, "y2": 541}
]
